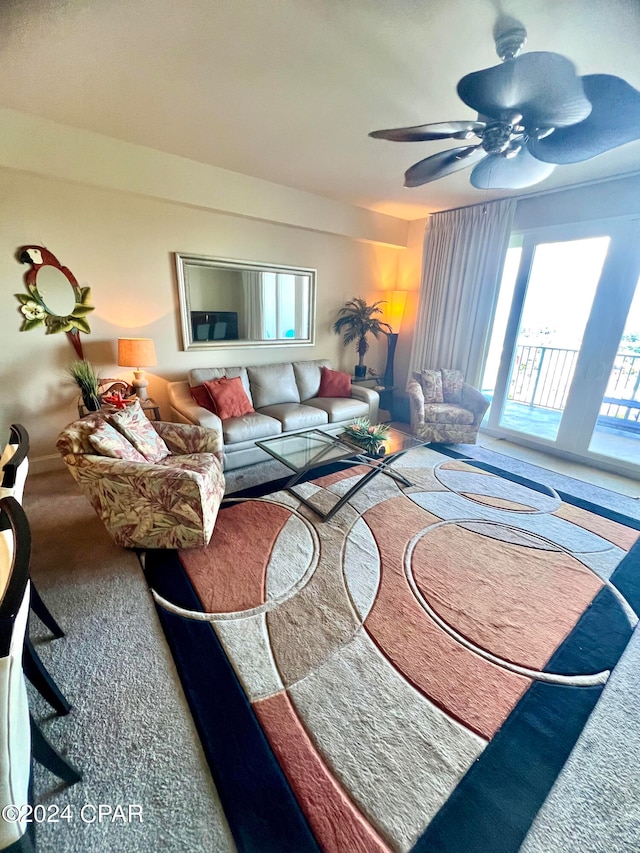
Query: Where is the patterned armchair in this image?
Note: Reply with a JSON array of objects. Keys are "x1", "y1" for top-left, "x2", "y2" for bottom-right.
[
  {"x1": 57, "y1": 414, "x2": 225, "y2": 549},
  {"x1": 407, "y1": 368, "x2": 490, "y2": 444}
]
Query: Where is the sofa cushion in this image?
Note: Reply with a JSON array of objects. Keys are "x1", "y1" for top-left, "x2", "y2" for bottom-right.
[
  {"x1": 189, "y1": 367, "x2": 253, "y2": 407},
  {"x1": 88, "y1": 420, "x2": 147, "y2": 463},
  {"x1": 416, "y1": 369, "x2": 444, "y2": 403},
  {"x1": 222, "y1": 412, "x2": 283, "y2": 445},
  {"x1": 441, "y1": 369, "x2": 465, "y2": 404},
  {"x1": 423, "y1": 403, "x2": 474, "y2": 425},
  {"x1": 318, "y1": 366, "x2": 352, "y2": 398},
  {"x1": 109, "y1": 401, "x2": 170, "y2": 463},
  {"x1": 190, "y1": 384, "x2": 217, "y2": 413},
  {"x1": 247, "y1": 363, "x2": 300, "y2": 409},
  {"x1": 293, "y1": 359, "x2": 331, "y2": 400},
  {"x1": 258, "y1": 403, "x2": 328, "y2": 432},
  {"x1": 203, "y1": 377, "x2": 254, "y2": 419},
  {"x1": 306, "y1": 397, "x2": 369, "y2": 423}
]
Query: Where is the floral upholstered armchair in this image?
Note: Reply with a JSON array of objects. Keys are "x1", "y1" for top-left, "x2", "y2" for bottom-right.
[
  {"x1": 56, "y1": 407, "x2": 225, "y2": 549},
  {"x1": 407, "y1": 368, "x2": 490, "y2": 444}
]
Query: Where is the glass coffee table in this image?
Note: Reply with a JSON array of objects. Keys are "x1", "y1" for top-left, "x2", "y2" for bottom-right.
[{"x1": 256, "y1": 427, "x2": 427, "y2": 522}]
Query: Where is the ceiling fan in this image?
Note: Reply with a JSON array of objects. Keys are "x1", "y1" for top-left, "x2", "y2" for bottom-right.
[{"x1": 370, "y1": 15, "x2": 640, "y2": 190}]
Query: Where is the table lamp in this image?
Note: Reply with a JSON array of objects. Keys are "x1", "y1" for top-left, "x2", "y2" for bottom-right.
[{"x1": 117, "y1": 337, "x2": 157, "y2": 401}]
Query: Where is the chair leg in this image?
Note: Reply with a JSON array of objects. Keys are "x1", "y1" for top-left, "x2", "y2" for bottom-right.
[
  {"x1": 23, "y1": 637, "x2": 71, "y2": 716},
  {"x1": 30, "y1": 582, "x2": 65, "y2": 639},
  {"x1": 30, "y1": 715, "x2": 82, "y2": 785}
]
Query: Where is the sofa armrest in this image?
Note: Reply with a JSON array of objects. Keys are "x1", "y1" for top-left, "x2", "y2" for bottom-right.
[
  {"x1": 407, "y1": 380, "x2": 425, "y2": 429},
  {"x1": 350, "y1": 385, "x2": 380, "y2": 423},
  {"x1": 461, "y1": 383, "x2": 490, "y2": 425},
  {"x1": 153, "y1": 421, "x2": 224, "y2": 457},
  {"x1": 167, "y1": 381, "x2": 223, "y2": 431}
]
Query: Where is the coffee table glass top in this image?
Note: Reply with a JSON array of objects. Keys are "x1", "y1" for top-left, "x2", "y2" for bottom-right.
[
  {"x1": 256, "y1": 430, "x2": 357, "y2": 472},
  {"x1": 257, "y1": 426, "x2": 424, "y2": 473}
]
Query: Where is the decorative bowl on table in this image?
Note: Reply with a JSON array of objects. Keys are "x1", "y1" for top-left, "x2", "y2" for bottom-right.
[{"x1": 341, "y1": 418, "x2": 389, "y2": 455}]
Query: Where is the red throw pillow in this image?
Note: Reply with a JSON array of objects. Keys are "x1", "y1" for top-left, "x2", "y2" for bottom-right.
[
  {"x1": 203, "y1": 376, "x2": 254, "y2": 419},
  {"x1": 190, "y1": 384, "x2": 217, "y2": 413},
  {"x1": 317, "y1": 366, "x2": 352, "y2": 398}
]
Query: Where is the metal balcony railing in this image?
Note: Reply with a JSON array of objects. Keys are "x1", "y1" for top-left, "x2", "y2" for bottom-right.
[{"x1": 508, "y1": 346, "x2": 640, "y2": 432}]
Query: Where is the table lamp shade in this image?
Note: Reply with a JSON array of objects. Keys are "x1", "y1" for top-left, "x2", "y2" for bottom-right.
[
  {"x1": 117, "y1": 338, "x2": 157, "y2": 401},
  {"x1": 118, "y1": 338, "x2": 157, "y2": 368}
]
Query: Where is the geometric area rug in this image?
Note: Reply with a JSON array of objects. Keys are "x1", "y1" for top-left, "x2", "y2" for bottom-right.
[{"x1": 145, "y1": 446, "x2": 640, "y2": 853}]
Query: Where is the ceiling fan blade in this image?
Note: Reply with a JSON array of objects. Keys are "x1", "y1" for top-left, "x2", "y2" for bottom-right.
[
  {"x1": 457, "y1": 52, "x2": 591, "y2": 128},
  {"x1": 528, "y1": 74, "x2": 640, "y2": 164},
  {"x1": 369, "y1": 121, "x2": 485, "y2": 142},
  {"x1": 470, "y1": 148, "x2": 556, "y2": 189},
  {"x1": 404, "y1": 145, "x2": 487, "y2": 187}
]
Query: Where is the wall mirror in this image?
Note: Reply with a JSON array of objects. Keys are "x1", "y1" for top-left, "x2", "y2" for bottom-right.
[
  {"x1": 175, "y1": 253, "x2": 316, "y2": 350},
  {"x1": 15, "y1": 245, "x2": 94, "y2": 358}
]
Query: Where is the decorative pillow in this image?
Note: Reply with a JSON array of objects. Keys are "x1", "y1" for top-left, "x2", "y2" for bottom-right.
[
  {"x1": 317, "y1": 366, "x2": 352, "y2": 398},
  {"x1": 418, "y1": 369, "x2": 444, "y2": 403},
  {"x1": 190, "y1": 384, "x2": 217, "y2": 413},
  {"x1": 203, "y1": 376, "x2": 255, "y2": 420},
  {"x1": 441, "y1": 369, "x2": 465, "y2": 404},
  {"x1": 109, "y1": 400, "x2": 170, "y2": 463},
  {"x1": 88, "y1": 420, "x2": 147, "y2": 462}
]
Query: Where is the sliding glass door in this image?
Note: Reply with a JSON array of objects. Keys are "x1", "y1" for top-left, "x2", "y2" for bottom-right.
[{"x1": 482, "y1": 218, "x2": 640, "y2": 476}]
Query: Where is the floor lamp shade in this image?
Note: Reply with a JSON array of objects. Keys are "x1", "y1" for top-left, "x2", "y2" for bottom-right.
[
  {"x1": 383, "y1": 291, "x2": 407, "y2": 335},
  {"x1": 117, "y1": 338, "x2": 157, "y2": 400},
  {"x1": 382, "y1": 291, "x2": 406, "y2": 389}
]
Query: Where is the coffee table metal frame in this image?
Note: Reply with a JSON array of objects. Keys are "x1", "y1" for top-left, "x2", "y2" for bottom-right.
[{"x1": 256, "y1": 427, "x2": 427, "y2": 522}]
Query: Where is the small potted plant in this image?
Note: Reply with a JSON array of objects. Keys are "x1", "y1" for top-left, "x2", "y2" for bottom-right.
[
  {"x1": 342, "y1": 418, "x2": 390, "y2": 454},
  {"x1": 66, "y1": 359, "x2": 102, "y2": 412},
  {"x1": 333, "y1": 297, "x2": 391, "y2": 378}
]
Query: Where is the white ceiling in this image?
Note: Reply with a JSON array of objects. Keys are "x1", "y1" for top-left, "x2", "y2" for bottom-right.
[{"x1": 2, "y1": 0, "x2": 640, "y2": 220}]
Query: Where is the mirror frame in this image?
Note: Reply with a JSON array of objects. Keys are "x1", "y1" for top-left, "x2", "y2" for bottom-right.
[
  {"x1": 175, "y1": 253, "x2": 317, "y2": 351},
  {"x1": 15, "y1": 245, "x2": 94, "y2": 358}
]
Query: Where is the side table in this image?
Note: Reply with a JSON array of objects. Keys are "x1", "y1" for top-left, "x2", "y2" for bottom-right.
[{"x1": 78, "y1": 397, "x2": 161, "y2": 421}]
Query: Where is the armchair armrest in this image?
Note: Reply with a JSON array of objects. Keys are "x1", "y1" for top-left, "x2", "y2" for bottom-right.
[
  {"x1": 153, "y1": 421, "x2": 223, "y2": 457},
  {"x1": 63, "y1": 452, "x2": 224, "y2": 549},
  {"x1": 461, "y1": 383, "x2": 490, "y2": 425},
  {"x1": 407, "y1": 380, "x2": 425, "y2": 428}
]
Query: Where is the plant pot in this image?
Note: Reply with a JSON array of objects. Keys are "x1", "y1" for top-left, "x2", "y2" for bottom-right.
[
  {"x1": 82, "y1": 393, "x2": 102, "y2": 412},
  {"x1": 354, "y1": 364, "x2": 367, "y2": 379}
]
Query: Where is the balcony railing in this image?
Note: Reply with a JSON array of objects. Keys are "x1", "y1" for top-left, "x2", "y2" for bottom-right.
[{"x1": 508, "y1": 346, "x2": 640, "y2": 431}]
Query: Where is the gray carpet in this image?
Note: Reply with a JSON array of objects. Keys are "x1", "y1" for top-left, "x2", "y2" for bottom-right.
[{"x1": 25, "y1": 471, "x2": 236, "y2": 853}]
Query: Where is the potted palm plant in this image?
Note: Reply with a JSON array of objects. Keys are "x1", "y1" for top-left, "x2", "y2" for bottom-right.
[
  {"x1": 333, "y1": 297, "x2": 391, "y2": 378},
  {"x1": 66, "y1": 359, "x2": 102, "y2": 412}
]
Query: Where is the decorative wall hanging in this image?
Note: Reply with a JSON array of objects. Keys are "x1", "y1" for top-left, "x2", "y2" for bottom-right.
[{"x1": 15, "y1": 246, "x2": 94, "y2": 358}]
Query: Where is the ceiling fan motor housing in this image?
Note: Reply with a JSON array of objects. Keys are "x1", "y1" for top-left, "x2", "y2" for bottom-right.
[{"x1": 494, "y1": 16, "x2": 527, "y2": 61}]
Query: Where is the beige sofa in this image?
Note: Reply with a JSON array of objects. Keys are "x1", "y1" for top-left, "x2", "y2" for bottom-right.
[{"x1": 168, "y1": 359, "x2": 380, "y2": 470}]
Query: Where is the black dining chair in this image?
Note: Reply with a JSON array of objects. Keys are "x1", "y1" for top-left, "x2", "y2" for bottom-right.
[
  {"x1": 0, "y1": 496, "x2": 81, "y2": 852},
  {"x1": 1, "y1": 425, "x2": 70, "y2": 716},
  {"x1": 1, "y1": 424, "x2": 64, "y2": 638}
]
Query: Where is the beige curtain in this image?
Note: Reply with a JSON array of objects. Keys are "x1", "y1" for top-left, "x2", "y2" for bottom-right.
[{"x1": 409, "y1": 198, "x2": 516, "y2": 387}]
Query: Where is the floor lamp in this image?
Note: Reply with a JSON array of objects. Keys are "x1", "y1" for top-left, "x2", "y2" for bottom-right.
[{"x1": 381, "y1": 291, "x2": 407, "y2": 389}]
